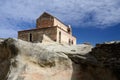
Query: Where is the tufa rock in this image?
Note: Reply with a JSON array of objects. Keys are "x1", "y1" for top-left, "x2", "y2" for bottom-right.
[{"x1": 0, "y1": 38, "x2": 119, "y2": 80}]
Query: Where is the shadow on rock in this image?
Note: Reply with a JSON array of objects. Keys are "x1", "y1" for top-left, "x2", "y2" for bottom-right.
[{"x1": 0, "y1": 38, "x2": 19, "y2": 80}]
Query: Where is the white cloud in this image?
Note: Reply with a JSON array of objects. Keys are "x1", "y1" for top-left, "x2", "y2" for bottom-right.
[
  {"x1": 50, "y1": 0, "x2": 120, "y2": 28},
  {"x1": 0, "y1": 0, "x2": 120, "y2": 37}
]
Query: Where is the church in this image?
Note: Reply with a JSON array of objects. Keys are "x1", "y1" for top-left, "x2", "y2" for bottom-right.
[{"x1": 18, "y1": 12, "x2": 76, "y2": 45}]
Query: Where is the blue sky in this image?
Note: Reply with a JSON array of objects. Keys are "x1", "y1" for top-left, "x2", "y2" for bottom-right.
[{"x1": 0, "y1": 0, "x2": 120, "y2": 45}]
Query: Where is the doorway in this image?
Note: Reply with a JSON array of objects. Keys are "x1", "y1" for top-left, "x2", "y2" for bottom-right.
[
  {"x1": 30, "y1": 33, "x2": 32, "y2": 42},
  {"x1": 59, "y1": 31, "x2": 61, "y2": 43}
]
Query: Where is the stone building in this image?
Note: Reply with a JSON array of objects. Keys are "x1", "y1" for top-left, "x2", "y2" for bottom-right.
[{"x1": 18, "y1": 12, "x2": 76, "y2": 45}]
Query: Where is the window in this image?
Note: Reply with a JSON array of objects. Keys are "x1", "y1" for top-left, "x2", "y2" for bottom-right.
[
  {"x1": 69, "y1": 39, "x2": 73, "y2": 45},
  {"x1": 69, "y1": 39, "x2": 71, "y2": 45},
  {"x1": 72, "y1": 40, "x2": 73, "y2": 44},
  {"x1": 67, "y1": 25, "x2": 71, "y2": 34},
  {"x1": 67, "y1": 28, "x2": 70, "y2": 33}
]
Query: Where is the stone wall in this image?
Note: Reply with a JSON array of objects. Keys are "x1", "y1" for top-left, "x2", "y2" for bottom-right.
[
  {"x1": 57, "y1": 27, "x2": 76, "y2": 45},
  {"x1": 54, "y1": 18, "x2": 68, "y2": 32},
  {"x1": 18, "y1": 27, "x2": 57, "y2": 42},
  {"x1": 36, "y1": 13, "x2": 54, "y2": 28},
  {"x1": 18, "y1": 26, "x2": 76, "y2": 45},
  {"x1": 18, "y1": 12, "x2": 76, "y2": 45},
  {"x1": 36, "y1": 15, "x2": 71, "y2": 34}
]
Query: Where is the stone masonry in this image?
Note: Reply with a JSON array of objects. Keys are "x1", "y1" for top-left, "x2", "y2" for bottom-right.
[{"x1": 18, "y1": 12, "x2": 76, "y2": 45}]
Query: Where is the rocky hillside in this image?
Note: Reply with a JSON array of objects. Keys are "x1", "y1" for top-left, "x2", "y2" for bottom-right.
[
  {"x1": 90, "y1": 41, "x2": 120, "y2": 80},
  {"x1": 0, "y1": 38, "x2": 119, "y2": 80}
]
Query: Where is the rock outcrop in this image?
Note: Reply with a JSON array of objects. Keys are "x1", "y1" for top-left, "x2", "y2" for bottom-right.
[
  {"x1": 90, "y1": 41, "x2": 120, "y2": 80},
  {"x1": 0, "y1": 38, "x2": 119, "y2": 80}
]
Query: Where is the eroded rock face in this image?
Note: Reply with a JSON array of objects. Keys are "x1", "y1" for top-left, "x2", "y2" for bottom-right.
[
  {"x1": 90, "y1": 41, "x2": 120, "y2": 80},
  {"x1": 0, "y1": 38, "x2": 119, "y2": 80},
  {"x1": 0, "y1": 38, "x2": 18, "y2": 80}
]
